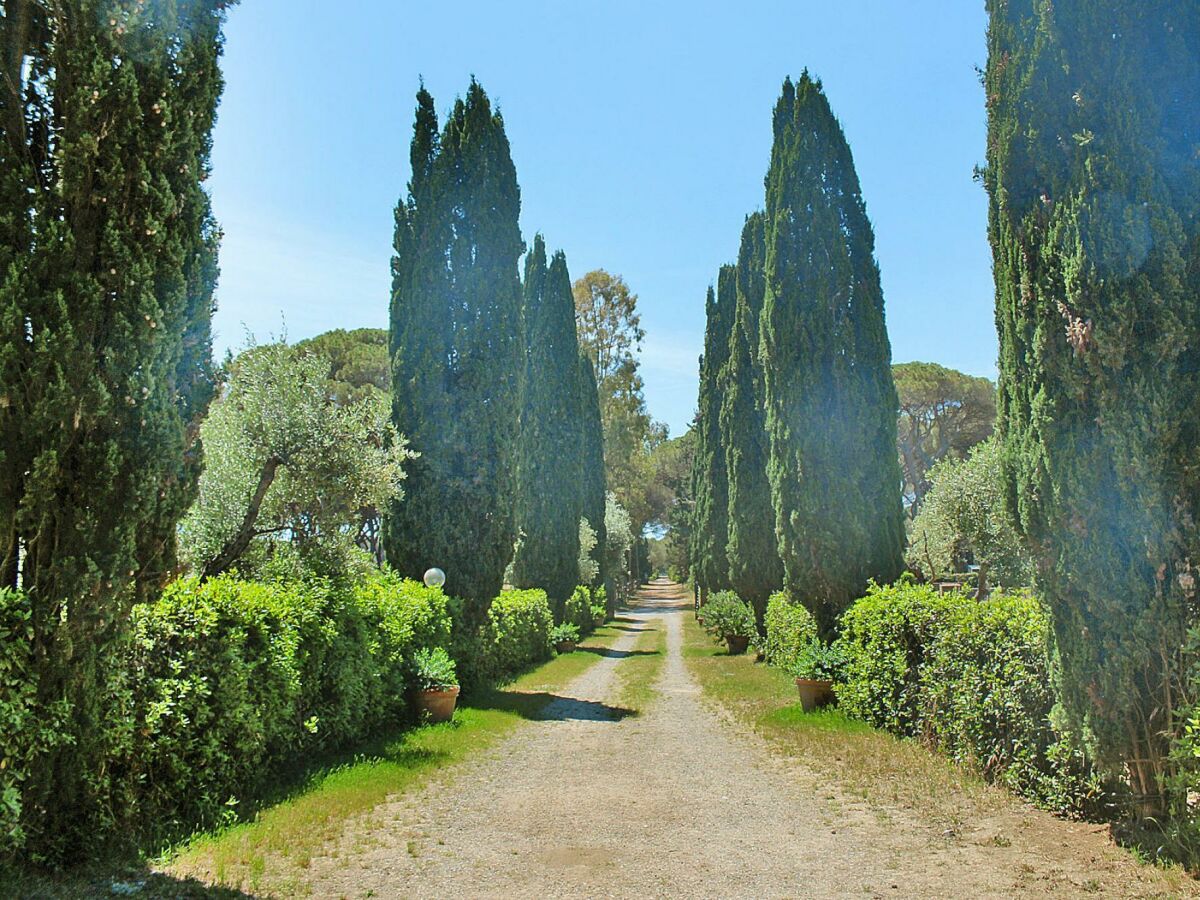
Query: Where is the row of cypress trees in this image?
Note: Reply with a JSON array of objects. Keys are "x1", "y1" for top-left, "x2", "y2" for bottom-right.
[
  {"x1": 0, "y1": 0, "x2": 231, "y2": 856},
  {"x1": 384, "y1": 82, "x2": 606, "y2": 620},
  {"x1": 691, "y1": 73, "x2": 904, "y2": 637}
]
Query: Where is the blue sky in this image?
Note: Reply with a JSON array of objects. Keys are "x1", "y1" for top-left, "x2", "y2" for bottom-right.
[{"x1": 209, "y1": 1, "x2": 995, "y2": 437}]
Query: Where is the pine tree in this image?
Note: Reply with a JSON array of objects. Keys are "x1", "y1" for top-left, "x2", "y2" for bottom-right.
[
  {"x1": 760, "y1": 74, "x2": 905, "y2": 637},
  {"x1": 689, "y1": 270, "x2": 736, "y2": 597},
  {"x1": 578, "y1": 351, "x2": 608, "y2": 591},
  {"x1": 0, "y1": 0, "x2": 228, "y2": 855},
  {"x1": 720, "y1": 213, "x2": 783, "y2": 622},
  {"x1": 511, "y1": 236, "x2": 584, "y2": 606},
  {"x1": 984, "y1": 1, "x2": 1200, "y2": 816},
  {"x1": 385, "y1": 81, "x2": 524, "y2": 615}
]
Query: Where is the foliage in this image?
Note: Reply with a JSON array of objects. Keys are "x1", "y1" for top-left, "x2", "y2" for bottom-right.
[
  {"x1": 183, "y1": 341, "x2": 412, "y2": 577},
  {"x1": 762, "y1": 592, "x2": 818, "y2": 671},
  {"x1": 835, "y1": 581, "x2": 958, "y2": 735},
  {"x1": 921, "y1": 590, "x2": 1105, "y2": 817},
  {"x1": 471, "y1": 589, "x2": 555, "y2": 684},
  {"x1": 511, "y1": 236, "x2": 585, "y2": 602},
  {"x1": 577, "y1": 353, "x2": 609, "y2": 588},
  {"x1": 573, "y1": 269, "x2": 665, "y2": 578},
  {"x1": 605, "y1": 493, "x2": 636, "y2": 606},
  {"x1": 645, "y1": 430, "x2": 696, "y2": 583},
  {"x1": 563, "y1": 585, "x2": 596, "y2": 634},
  {"x1": 410, "y1": 647, "x2": 458, "y2": 691},
  {"x1": 721, "y1": 212, "x2": 784, "y2": 619},
  {"x1": 551, "y1": 623, "x2": 581, "y2": 646},
  {"x1": 700, "y1": 591, "x2": 757, "y2": 642},
  {"x1": 577, "y1": 519, "x2": 600, "y2": 589},
  {"x1": 760, "y1": 74, "x2": 905, "y2": 638},
  {"x1": 689, "y1": 273, "x2": 735, "y2": 596},
  {"x1": 294, "y1": 328, "x2": 390, "y2": 406},
  {"x1": 106, "y1": 570, "x2": 450, "y2": 844},
  {"x1": 386, "y1": 80, "x2": 524, "y2": 613},
  {"x1": 893, "y1": 362, "x2": 995, "y2": 517},
  {"x1": 984, "y1": 0, "x2": 1200, "y2": 814},
  {"x1": 0, "y1": 0, "x2": 231, "y2": 857},
  {"x1": 790, "y1": 640, "x2": 847, "y2": 683},
  {"x1": 907, "y1": 438, "x2": 1033, "y2": 590}
]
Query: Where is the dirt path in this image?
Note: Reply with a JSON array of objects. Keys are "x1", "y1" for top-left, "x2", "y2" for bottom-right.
[{"x1": 304, "y1": 583, "x2": 1191, "y2": 898}]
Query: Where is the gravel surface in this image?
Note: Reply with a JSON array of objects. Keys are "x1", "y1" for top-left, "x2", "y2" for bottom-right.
[{"x1": 304, "y1": 584, "x2": 1195, "y2": 899}]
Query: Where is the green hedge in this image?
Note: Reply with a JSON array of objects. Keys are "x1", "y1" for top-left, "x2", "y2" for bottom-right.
[
  {"x1": 761, "y1": 591, "x2": 818, "y2": 669},
  {"x1": 835, "y1": 582, "x2": 1103, "y2": 816},
  {"x1": 485, "y1": 588, "x2": 554, "y2": 676}
]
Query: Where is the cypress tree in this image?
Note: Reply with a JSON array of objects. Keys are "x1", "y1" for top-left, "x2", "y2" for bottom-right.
[
  {"x1": 511, "y1": 236, "x2": 584, "y2": 605},
  {"x1": 386, "y1": 81, "x2": 524, "y2": 614},
  {"x1": 689, "y1": 270, "x2": 736, "y2": 597},
  {"x1": 984, "y1": 1, "x2": 1200, "y2": 815},
  {"x1": 720, "y1": 213, "x2": 783, "y2": 622},
  {"x1": 578, "y1": 350, "x2": 608, "y2": 590},
  {"x1": 0, "y1": 1, "x2": 228, "y2": 854},
  {"x1": 760, "y1": 74, "x2": 905, "y2": 637}
]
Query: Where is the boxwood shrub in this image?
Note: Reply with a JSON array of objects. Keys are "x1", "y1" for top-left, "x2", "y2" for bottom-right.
[
  {"x1": 484, "y1": 588, "x2": 554, "y2": 677},
  {"x1": 762, "y1": 591, "x2": 818, "y2": 670}
]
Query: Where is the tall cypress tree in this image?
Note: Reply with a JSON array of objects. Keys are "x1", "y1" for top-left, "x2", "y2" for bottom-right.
[
  {"x1": 386, "y1": 80, "x2": 524, "y2": 613},
  {"x1": 511, "y1": 236, "x2": 584, "y2": 605},
  {"x1": 0, "y1": 0, "x2": 228, "y2": 854},
  {"x1": 760, "y1": 74, "x2": 904, "y2": 637},
  {"x1": 720, "y1": 213, "x2": 783, "y2": 621},
  {"x1": 689, "y1": 270, "x2": 736, "y2": 597},
  {"x1": 578, "y1": 350, "x2": 608, "y2": 590},
  {"x1": 985, "y1": 1, "x2": 1200, "y2": 815}
]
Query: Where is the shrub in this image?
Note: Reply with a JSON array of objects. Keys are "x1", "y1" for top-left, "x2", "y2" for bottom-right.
[
  {"x1": 112, "y1": 571, "x2": 451, "y2": 833},
  {"x1": 762, "y1": 591, "x2": 818, "y2": 670},
  {"x1": 410, "y1": 647, "x2": 458, "y2": 691},
  {"x1": 551, "y1": 623, "x2": 581, "y2": 646},
  {"x1": 563, "y1": 585, "x2": 594, "y2": 634},
  {"x1": 835, "y1": 581, "x2": 959, "y2": 734},
  {"x1": 700, "y1": 591, "x2": 756, "y2": 643},
  {"x1": 483, "y1": 589, "x2": 554, "y2": 678},
  {"x1": 790, "y1": 640, "x2": 847, "y2": 683},
  {"x1": 921, "y1": 589, "x2": 1103, "y2": 816}
]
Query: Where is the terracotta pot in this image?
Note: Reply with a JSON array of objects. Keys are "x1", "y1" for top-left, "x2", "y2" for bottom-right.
[
  {"x1": 593, "y1": 614, "x2": 606, "y2": 628},
  {"x1": 555, "y1": 640, "x2": 577, "y2": 654},
  {"x1": 794, "y1": 678, "x2": 834, "y2": 712},
  {"x1": 725, "y1": 634, "x2": 750, "y2": 655},
  {"x1": 413, "y1": 686, "x2": 459, "y2": 723}
]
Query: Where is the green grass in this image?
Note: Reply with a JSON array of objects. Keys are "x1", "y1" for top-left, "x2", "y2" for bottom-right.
[{"x1": 612, "y1": 616, "x2": 667, "y2": 712}]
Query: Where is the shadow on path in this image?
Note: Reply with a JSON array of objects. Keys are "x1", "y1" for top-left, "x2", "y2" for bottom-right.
[
  {"x1": 578, "y1": 645, "x2": 661, "y2": 660},
  {"x1": 475, "y1": 689, "x2": 635, "y2": 723}
]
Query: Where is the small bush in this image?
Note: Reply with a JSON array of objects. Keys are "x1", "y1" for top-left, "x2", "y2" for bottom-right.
[
  {"x1": 762, "y1": 591, "x2": 818, "y2": 669},
  {"x1": 791, "y1": 640, "x2": 847, "y2": 683},
  {"x1": 410, "y1": 647, "x2": 458, "y2": 691},
  {"x1": 835, "y1": 581, "x2": 958, "y2": 735},
  {"x1": 563, "y1": 585, "x2": 594, "y2": 634},
  {"x1": 484, "y1": 588, "x2": 555, "y2": 678},
  {"x1": 701, "y1": 591, "x2": 757, "y2": 643},
  {"x1": 551, "y1": 623, "x2": 581, "y2": 646}
]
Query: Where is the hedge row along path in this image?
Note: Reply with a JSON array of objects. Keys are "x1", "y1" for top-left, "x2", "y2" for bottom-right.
[{"x1": 294, "y1": 582, "x2": 1186, "y2": 898}]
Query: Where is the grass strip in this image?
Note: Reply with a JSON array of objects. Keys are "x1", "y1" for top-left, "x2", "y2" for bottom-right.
[{"x1": 612, "y1": 616, "x2": 667, "y2": 713}]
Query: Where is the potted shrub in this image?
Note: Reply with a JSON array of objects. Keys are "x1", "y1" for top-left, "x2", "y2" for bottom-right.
[
  {"x1": 700, "y1": 591, "x2": 757, "y2": 655},
  {"x1": 791, "y1": 639, "x2": 845, "y2": 712},
  {"x1": 552, "y1": 622, "x2": 581, "y2": 654},
  {"x1": 410, "y1": 646, "x2": 460, "y2": 723},
  {"x1": 590, "y1": 602, "x2": 606, "y2": 628}
]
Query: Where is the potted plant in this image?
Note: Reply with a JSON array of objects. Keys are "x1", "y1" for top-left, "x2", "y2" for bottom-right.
[
  {"x1": 552, "y1": 622, "x2": 581, "y2": 654},
  {"x1": 699, "y1": 591, "x2": 757, "y2": 655},
  {"x1": 790, "y1": 639, "x2": 845, "y2": 712},
  {"x1": 590, "y1": 602, "x2": 606, "y2": 628},
  {"x1": 410, "y1": 646, "x2": 460, "y2": 723}
]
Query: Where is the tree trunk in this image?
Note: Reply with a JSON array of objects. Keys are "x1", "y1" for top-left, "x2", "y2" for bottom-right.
[{"x1": 202, "y1": 456, "x2": 282, "y2": 579}]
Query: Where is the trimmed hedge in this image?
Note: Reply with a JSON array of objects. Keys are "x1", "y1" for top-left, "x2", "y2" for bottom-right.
[
  {"x1": 564, "y1": 585, "x2": 596, "y2": 635},
  {"x1": 835, "y1": 582, "x2": 1104, "y2": 817},
  {"x1": 484, "y1": 588, "x2": 555, "y2": 677},
  {"x1": 761, "y1": 591, "x2": 818, "y2": 670}
]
